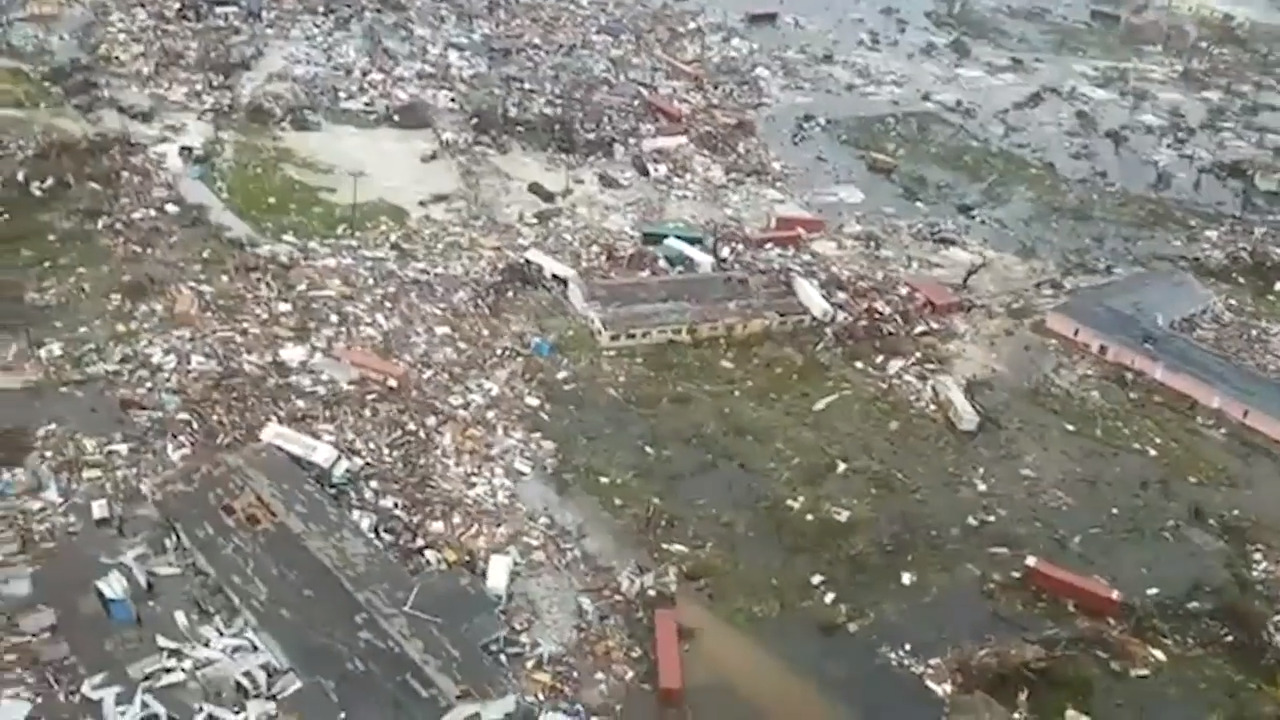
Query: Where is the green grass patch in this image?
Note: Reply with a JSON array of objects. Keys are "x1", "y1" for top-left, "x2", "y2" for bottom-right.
[
  {"x1": 0, "y1": 65, "x2": 53, "y2": 108},
  {"x1": 0, "y1": 186, "x2": 108, "y2": 277},
  {"x1": 214, "y1": 137, "x2": 407, "y2": 238}
]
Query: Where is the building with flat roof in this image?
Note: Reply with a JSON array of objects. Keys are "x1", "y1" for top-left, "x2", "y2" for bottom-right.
[
  {"x1": 578, "y1": 272, "x2": 813, "y2": 348},
  {"x1": 154, "y1": 445, "x2": 513, "y2": 718},
  {"x1": 1045, "y1": 270, "x2": 1280, "y2": 443}
]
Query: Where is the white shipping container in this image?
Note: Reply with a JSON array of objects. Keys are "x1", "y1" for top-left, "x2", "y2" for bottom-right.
[
  {"x1": 521, "y1": 249, "x2": 580, "y2": 290},
  {"x1": 484, "y1": 553, "x2": 515, "y2": 599},
  {"x1": 931, "y1": 375, "x2": 981, "y2": 433},
  {"x1": 259, "y1": 422, "x2": 341, "y2": 470},
  {"x1": 791, "y1": 275, "x2": 835, "y2": 323},
  {"x1": 661, "y1": 237, "x2": 716, "y2": 273}
]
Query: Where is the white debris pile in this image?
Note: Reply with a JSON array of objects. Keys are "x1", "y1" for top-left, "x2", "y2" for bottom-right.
[
  {"x1": 931, "y1": 374, "x2": 981, "y2": 434},
  {"x1": 79, "y1": 612, "x2": 300, "y2": 720},
  {"x1": 1174, "y1": 291, "x2": 1280, "y2": 379},
  {"x1": 101, "y1": 543, "x2": 185, "y2": 589}
]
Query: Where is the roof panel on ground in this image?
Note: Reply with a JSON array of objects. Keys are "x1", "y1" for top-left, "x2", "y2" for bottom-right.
[
  {"x1": 1056, "y1": 270, "x2": 1214, "y2": 327},
  {"x1": 598, "y1": 297, "x2": 809, "y2": 332}
]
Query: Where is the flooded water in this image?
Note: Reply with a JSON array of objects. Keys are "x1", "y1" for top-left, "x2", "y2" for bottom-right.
[
  {"x1": 527, "y1": 312, "x2": 1280, "y2": 718},
  {"x1": 676, "y1": 596, "x2": 851, "y2": 720},
  {"x1": 701, "y1": 0, "x2": 1280, "y2": 262},
  {"x1": 512, "y1": 436, "x2": 853, "y2": 720}
]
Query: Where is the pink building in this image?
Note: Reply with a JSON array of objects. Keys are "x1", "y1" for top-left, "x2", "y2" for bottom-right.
[{"x1": 1045, "y1": 271, "x2": 1280, "y2": 443}]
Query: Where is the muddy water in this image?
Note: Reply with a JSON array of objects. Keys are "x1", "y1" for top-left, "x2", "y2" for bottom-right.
[
  {"x1": 532, "y1": 339, "x2": 957, "y2": 718},
  {"x1": 513, "y1": 451, "x2": 850, "y2": 719},
  {"x1": 676, "y1": 595, "x2": 850, "y2": 720}
]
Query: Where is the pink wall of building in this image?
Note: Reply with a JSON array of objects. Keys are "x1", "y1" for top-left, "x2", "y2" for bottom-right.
[{"x1": 1045, "y1": 311, "x2": 1280, "y2": 443}]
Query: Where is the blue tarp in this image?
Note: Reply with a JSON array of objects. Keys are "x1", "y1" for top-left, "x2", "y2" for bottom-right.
[{"x1": 102, "y1": 597, "x2": 136, "y2": 624}]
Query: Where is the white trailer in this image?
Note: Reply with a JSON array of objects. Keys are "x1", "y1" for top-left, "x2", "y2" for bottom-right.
[
  {"x1": 661, "y1": 237, "x2": 716, "y2": 273},
  {"x1": 521, "y1": 249, "x2": 581, "y2": 293},
  {"x1": 791, "y1": 275, "x2": 835, "y2": 323},
  {"x1": 259, "y1": 422, "x2": 341, "y2": 470}
]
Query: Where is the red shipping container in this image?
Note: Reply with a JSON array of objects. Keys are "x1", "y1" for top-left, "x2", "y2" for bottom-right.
[
  {"x1": 905, "y1": 277, "x2": 964, "y2": 316},
  {"x1": 335, "y1": 347, "x2": 410, "y2": 387},
  {"x1": 772, "y1": 213, "x2": 826, "y2": 235},
  {"x1": 1024, "y1": 555, "x2": 1123, "y2": 618},
  {"x1": 646, "y1": 95, "x2": 685, "y2": 124},
  {"x1": 654, "y1": 608, "x2": 684, "y2": 707},
  {"x1": 747, "y1": 228, "x2": 806, "y2": 249},
  {"x1": 655, "y1": 50, "x2": 706, "y2": 82}
]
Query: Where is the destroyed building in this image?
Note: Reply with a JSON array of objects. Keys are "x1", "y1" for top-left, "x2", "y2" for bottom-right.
[
  {"x1": 1046, "y1": 270, "x2": 1280, "y2": 442},
  {"x1": 0, "y1": 276, "x2": 40, "y2": 390},
  {"x1": 154, "y1": 445, "x2": 514, "y2": 717},
  {"x1": 0, "y1": 329, "x2": 38, "y2": 390},
  {"x1": 577, "y1": 272, "x2": 813, "y2": 348}
]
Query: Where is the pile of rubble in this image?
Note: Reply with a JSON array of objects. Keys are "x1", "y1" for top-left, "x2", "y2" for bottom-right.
[
  {"x1": 79, "y1": 612, "x2": 301, "y2": 720},
  {"x1": 1172, "y1": 294, "x2": 1280, "y2": 377},
  {"x1": 69, "y1": 0, "x2": 786, "y2": 169},
  {"x1": 0, "y1": 0, "x2": 1044, "y2": 710}
]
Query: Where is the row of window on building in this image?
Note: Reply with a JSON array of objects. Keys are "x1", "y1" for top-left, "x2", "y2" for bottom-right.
[{"x1": 595, "y1": 314, "x2": 813, "y2": 347}]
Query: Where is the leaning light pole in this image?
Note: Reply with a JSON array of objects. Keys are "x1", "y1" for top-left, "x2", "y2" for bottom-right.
[{"x1": 346, "y1": 168, "x2": 365, "y2": 232}]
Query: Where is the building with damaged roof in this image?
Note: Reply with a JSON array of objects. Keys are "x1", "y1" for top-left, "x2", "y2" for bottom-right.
[
  {"x1": 154, "y1": 444, "x2": 514, "y2": 718},
  {"x1": 1045, "y1": 270, "x2": 1280, "y2": 443},
  {"x1": 578, "y1": 272, "x2": 814, "y2": 348}
]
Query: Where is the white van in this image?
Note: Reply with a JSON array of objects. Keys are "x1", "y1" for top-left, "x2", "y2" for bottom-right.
[
  {"x1": 661, "y1": 237, "x2": 716, "y2": 273},
  {"x1": 521, "y1": 249, "x2": 581, "y2": 294}
]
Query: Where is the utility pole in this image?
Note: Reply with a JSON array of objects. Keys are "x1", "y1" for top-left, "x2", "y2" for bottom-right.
[{"x1": 346, "y1": 169, "x2": 365, "y2": 232}]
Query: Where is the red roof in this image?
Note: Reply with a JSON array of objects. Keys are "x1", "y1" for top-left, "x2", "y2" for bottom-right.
[{"x1": 905, "y1": 277, "x2": 960, "y2": 308}]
